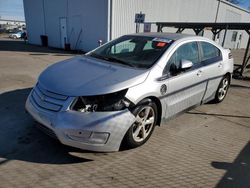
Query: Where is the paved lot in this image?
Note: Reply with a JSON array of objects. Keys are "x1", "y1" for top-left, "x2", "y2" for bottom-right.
[{"x1": 0, "y1": 36, "x2": 250, "y2": 188}]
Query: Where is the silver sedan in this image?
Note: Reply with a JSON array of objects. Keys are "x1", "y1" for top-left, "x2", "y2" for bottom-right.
[{"x1": 26, "y1": 33, "x2": 234, "y2": 152}]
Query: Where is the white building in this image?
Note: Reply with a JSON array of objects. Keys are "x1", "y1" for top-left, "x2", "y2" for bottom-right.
[
  {"x1": 23, "y1": 0, "x2": 250, "y2": 52},
  {"x1": 0, "y1": 19, "x2": 26, "y2": 31}
]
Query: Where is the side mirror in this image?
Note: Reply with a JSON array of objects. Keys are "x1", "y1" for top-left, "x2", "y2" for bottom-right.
[{"x1": 181, "y1": 59, "x2": 193, "y2": 70}]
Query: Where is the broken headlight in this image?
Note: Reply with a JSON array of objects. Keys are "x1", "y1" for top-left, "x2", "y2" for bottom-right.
[{"x1": 71, "y1": 89, "x2": 132, "y2": 112}]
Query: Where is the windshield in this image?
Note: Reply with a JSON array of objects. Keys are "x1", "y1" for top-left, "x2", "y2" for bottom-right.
[{"x1": 87, "y1": 35, "x2": 173, "y2": 69}]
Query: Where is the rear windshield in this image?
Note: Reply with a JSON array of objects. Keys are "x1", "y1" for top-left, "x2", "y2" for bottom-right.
[{"x1": 88, "y1": 35, "x2": 173, "y2": 69}]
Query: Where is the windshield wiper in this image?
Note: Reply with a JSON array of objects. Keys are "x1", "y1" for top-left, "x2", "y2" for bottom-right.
[
  {"x1": 89, "y1": 53, "x2": 135, "y2": 67},
  {"x1": 104, "y1": 56, "x2": 135, "y2": 67},
  {"x1": 89, "y1": 53, "x2": 108, "y2": 61}
]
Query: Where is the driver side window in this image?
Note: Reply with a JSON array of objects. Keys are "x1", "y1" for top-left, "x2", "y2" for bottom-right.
[{"x1": 163, "y1": 42, "x2": 199, "y2": 75}]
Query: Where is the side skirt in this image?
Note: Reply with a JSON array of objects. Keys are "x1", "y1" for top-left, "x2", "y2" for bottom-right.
[{"x1": 160, "y1": 103, "x2": 201, "y2": 126}]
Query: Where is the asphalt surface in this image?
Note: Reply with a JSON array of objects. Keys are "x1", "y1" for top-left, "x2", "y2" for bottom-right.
[{"x1": 0, "y1": 36, "x2": 250, "y2": 188}]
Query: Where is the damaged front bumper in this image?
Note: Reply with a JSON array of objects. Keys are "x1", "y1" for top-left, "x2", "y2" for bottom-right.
[{"x1": 25, "y1": 94, "x2": 136, "y2": 152}]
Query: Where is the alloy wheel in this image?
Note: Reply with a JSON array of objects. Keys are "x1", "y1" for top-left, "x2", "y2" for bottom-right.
[
  {"x1": 218, "y1": 77, "x2": 229, "y2": 101},
  {"x1": 132, "y1": 106, "x2": 155, "y2": 142}
]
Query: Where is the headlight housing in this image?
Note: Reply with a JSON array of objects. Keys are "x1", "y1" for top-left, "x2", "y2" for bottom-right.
[{"x1": 71, "y1": 89, "x2": 132, "y2": 112}]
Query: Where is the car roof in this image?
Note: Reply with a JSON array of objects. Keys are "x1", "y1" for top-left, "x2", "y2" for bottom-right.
[{"x1": 128, "y1": 32, "x2": 195, "y2": 41}]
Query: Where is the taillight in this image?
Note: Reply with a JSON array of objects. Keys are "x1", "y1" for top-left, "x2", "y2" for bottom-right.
[{"x1": 228, "y1": 52, "x2": 233, "y2": 59}]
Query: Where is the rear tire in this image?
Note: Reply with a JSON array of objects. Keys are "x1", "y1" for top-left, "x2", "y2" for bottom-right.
[
  {"x1": 123, "y1": 99, "x2": 158, "y2": 149},
  {"x1": 213, "y1": 75, "x2": 230, "y2": 103}
]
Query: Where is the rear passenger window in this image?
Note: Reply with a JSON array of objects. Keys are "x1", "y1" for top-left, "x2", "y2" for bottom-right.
[{"x1": 201, "y1": 42, "x2": 221, "y2": 62}]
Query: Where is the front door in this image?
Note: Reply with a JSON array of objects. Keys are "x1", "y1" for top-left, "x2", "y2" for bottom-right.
[{"x1": 161, "y1": 42, "x2": 207, "y2": 119}]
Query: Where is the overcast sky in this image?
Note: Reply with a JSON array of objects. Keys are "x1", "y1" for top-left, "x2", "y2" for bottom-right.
[
  {"x1": 0, "y1": 0, "x2": 24, "y2": 21},
  {"x1": 0, "y1": 0, "x2": 249, "y2": 21}
]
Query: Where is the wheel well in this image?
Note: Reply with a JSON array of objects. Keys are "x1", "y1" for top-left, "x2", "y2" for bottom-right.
[{"x1": 147, "y1": 96, "x2": 162, "y2": 126}]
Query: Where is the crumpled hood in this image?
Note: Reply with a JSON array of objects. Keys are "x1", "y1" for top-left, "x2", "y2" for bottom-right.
[{"x1": 38, "y1": 56, "x2": 149, "y2": 96}]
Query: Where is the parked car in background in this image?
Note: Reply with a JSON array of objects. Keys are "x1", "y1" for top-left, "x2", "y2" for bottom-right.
[
  {"x1": 21, "y1": 31, "x2": 28, "y2": 41},
  {"x1": 26, "y1": 33, "x2": 234, "y2": 152},
  {"x1": 9, "y1": 31, "x2": 24, "y2": 39}
]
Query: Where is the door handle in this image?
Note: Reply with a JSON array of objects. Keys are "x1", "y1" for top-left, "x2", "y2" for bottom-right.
[
  {"x1": 218, "y1": 63, "x2": 223, "y2": 68},
  {"x1": 197, "y1": 70, "x2": 202, "y2": 77}
]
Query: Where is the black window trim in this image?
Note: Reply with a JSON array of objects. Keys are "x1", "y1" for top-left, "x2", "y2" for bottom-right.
[{"x1": 160, "y1": 41, "x2": 223, "y2": 81}]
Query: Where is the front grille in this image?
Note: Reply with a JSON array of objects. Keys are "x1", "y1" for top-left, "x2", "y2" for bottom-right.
[
  {"x1": 36, "y1": 123, "x2": 58, "y2": 140},
  {"x1": 31, "y1": 83, "x2": 68, "y2": 112}
]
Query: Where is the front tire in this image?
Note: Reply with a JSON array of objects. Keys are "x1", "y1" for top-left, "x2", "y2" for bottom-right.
[
  {"x1": 214, "y1": 75, "x2": 230, "y2": 103},
  {"x1": 123, "y1": 99, "x2": 158, "y2": 149}
]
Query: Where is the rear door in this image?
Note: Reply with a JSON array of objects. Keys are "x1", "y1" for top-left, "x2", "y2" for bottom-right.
[
  {"x1": 160, "y1": 41, "x2": 207, "y2": 119},
  {"x1": 198, "y1": 41, "x2": 224, "y2": 102}
]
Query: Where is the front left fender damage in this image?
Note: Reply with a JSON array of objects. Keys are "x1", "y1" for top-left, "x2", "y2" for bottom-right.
[
  {"x1": 26, "y1": 96, "x2": 136, "y2": 152},
  {"x1": 55, "y1": 110, "x2": 136, "y2": 152}
]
